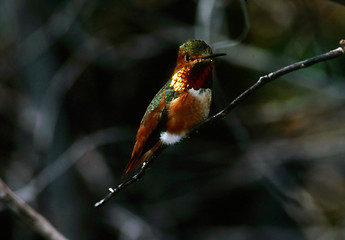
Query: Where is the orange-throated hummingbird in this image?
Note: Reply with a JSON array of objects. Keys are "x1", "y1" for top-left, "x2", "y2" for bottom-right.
[{"x1": 124, "y1": 39, "x2": 226, "y2": 174}]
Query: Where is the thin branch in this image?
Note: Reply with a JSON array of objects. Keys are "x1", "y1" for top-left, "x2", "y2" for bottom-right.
[
  {"x1": 94, "y1": 146, "x2": 165, "y2": 208},
  {"x1": 95, "y1": 39, "x2": 345, "y2": 208},
  {"x1": 94, "y1": 162, "x2": 150, "y2": 208},
  {"x1": 199, "y1": 40, "x2": 345, "y2": 128},
  {"x1": 0, "y1": 178, "x2": 68, "y2": 240}
]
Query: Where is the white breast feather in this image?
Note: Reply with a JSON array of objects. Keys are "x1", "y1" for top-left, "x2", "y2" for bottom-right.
[{"x1": 160, "y1": 132, "x2": 184, "y2": 145}]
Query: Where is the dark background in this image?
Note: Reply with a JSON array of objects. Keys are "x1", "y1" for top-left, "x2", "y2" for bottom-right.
[{"x1": 1, "y1": 0, "x2": 345, "y2": 239}]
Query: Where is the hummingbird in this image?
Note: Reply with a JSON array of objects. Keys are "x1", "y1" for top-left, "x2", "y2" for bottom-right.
[{"x1": 124, "y1": 39, "x2": 226, "y2": 174}]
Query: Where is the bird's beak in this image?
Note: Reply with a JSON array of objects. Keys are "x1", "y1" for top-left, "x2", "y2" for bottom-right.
[{"x1": 201, "y1": 53, "x2": 226, "y2": 59}]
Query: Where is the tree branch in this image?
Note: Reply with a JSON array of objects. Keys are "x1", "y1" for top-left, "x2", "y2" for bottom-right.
[
  {"x1": 0, "y1": 178, "x2": 68, "y2": 240},
  {"x1": 94, "y1": 39, "x2": 345, "y2": 208}
]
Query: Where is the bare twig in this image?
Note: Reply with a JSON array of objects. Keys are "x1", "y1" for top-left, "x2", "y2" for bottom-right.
[
  {"x1": 0, "y1": 178, "x2": 68, "y2": 240},
  {"x1": 94, "y1": 162, "x2": 150, "y2": 208},
  {"x1": 199, "y1": 40, "x2": 345, "y2": 128},
  {"x1": 94, "y1": 146, "x2": 165, "y2": 207},
  {"x1": 94, "y1": 39, "x2": 345, "y2": 208}
]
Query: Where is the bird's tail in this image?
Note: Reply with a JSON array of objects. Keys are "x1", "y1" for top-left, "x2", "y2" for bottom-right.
[{"x1": 124, "y1": 140, "x2": 162, "y2": 175}]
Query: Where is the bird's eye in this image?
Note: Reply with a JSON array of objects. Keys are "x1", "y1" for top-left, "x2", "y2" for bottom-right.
[{"x1": 185, "y1": 54, "x2": 191, "y2": 62}]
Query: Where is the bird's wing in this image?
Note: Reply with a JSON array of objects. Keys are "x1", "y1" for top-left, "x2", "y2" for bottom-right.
[{"x1": 124, "y1": 82, "x2": 177, "y2": 174}]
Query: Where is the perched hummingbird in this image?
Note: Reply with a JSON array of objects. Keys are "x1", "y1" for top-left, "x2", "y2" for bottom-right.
[{"x1": 124, "y1": 39, "x2": 226, "y2": 174}]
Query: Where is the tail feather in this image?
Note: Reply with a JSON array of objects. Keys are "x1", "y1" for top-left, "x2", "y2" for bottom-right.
[{"x1": 124, "y1": 140, "x2": 162, "y2": 175}]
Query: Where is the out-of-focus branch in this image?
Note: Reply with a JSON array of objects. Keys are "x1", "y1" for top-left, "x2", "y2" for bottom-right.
[
  {"x1": 0, "y1": 178, "x2": 68, "y2": 240},
  {"x1": 17, "y1": 127, "x2": 132, "y2": 203},
  {"x1": 95, "y1": 39, "x2": 345, "y2": 208}
]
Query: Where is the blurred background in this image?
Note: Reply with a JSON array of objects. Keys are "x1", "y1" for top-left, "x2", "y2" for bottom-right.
[{"x1": 0, "y1": 0, "x2": 345, "y2": 239}]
